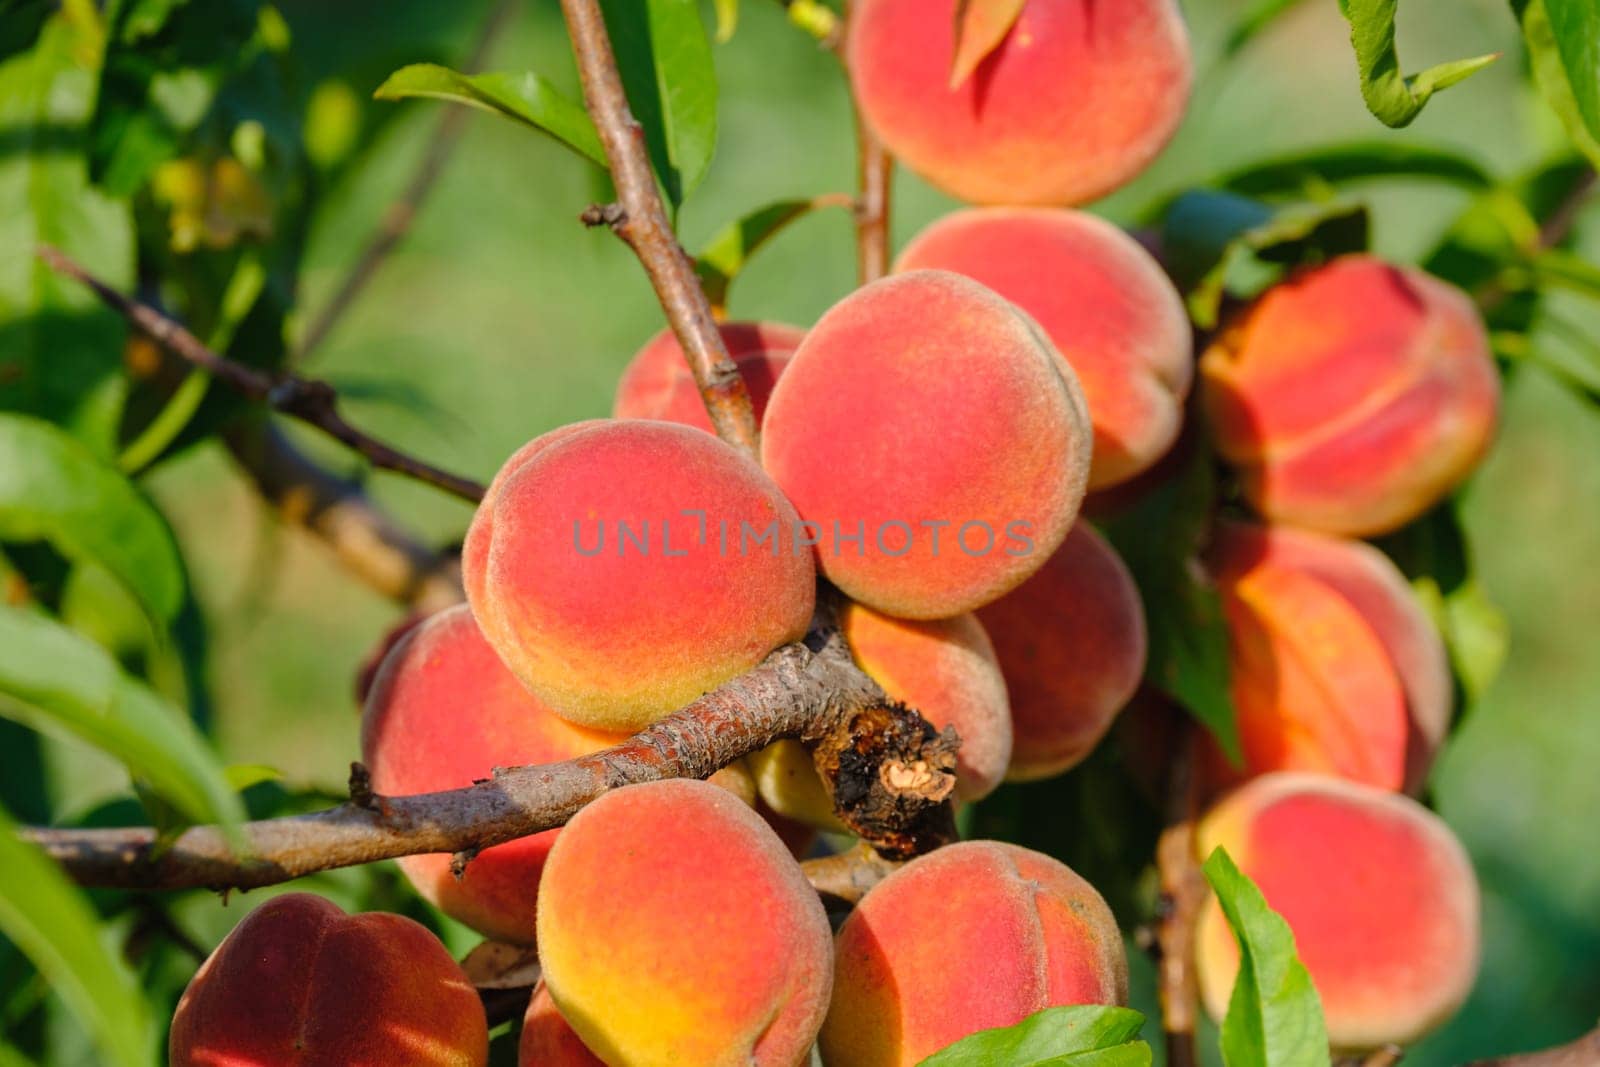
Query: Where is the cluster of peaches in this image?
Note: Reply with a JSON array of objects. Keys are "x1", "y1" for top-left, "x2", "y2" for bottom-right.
[{"x1": 169, "y1": 0, "x2": 1499, "y2": 1064}]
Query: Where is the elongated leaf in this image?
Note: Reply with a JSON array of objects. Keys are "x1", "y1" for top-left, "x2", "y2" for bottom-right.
[
  {"x1": 695, "y1": 196, "x2": 851, "y2": 310},
  {"x1": 0, "y1": 605, "x2": 244, "y2": 832},
  {"x1": 375, "y1": 64, "x2": 606, "y2": 166},
  {"x1": 1338, "y1": 0, "x2": 1498, "y2": 127},
  {"x1": 1162, "y1": 191, "x2": 1368, "y2": 328},
  {"x1": 1202, "y1": 848, "x2": 1330, "y2": 1067},
  {"x1": 0, "y1": 414, "x2": 185, "y2": 626},
  {"x1": 0, "y1": 15, "x2": 134, "y2": 457},
  {"x1": 1102, "y1": 441, "x2": 1242, "y2": 761},
  {"x1": 0, "y1": 803, "x2": 154, "y2": 1067},
  {"x1": 1217, "y1": 141, "x2": 1493, "y2": 198},
  {"x1": 949, "y1": 0, "x2": 1026, "y2": 88},
  {"x1": 600, "y1": 0, "x2": 718, "y2": 210},
  {"x1": 918, "y1": 1005, "x2": 1149, "y2": 1066},
  {"x1": 1513, "y1": 0, "x2": 1600, "y2": 167}
]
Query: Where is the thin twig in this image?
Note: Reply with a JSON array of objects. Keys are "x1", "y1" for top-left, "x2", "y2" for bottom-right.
[
  {"x1": 842, "y1": 1, "x2": 893, "y2": 285},
  {"x1": 24, "y1": 629, "x2": 958, "y2": 891},
  {"x1": 801, "y1": 840, "x2": 902, "y2": 905},
  {"x1": 39, "y1": 245, "x2": 487, "y2": 503},
  {"x1": 1156, "y1": 727, "x2": 1205, "y2": 1067},
  {"x1": 295, "y1": 0, "x2": 517, "y2": 364},
  {"x1": 224, "y1": 420, "x2": 464, "y2": 612},
  {"x1": 1537, "y1": 166, "x2": 1596, "y2": 252},
  {"x1": 559, "y1": 0, "x2": 760, "y2": 455}
]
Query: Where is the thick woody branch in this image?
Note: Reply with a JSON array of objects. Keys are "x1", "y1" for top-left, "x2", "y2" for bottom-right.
[
  {"x1": 224, "y1": 420, "x2": 464, "y2": 612},
  {"x1": 559, "y1": 0, "x2": 760, "y2": 455},
  {"x1": 23, "y1": 628, "x2": 957, "y2": 892},
  {"x1": 38, "y1": 246, "x2": 486, "y2": 503}
]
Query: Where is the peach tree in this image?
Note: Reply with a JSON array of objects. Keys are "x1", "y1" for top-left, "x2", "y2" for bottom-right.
[{"x1": 1, "y1": 0, "x2": 1598, "y2": 1065}]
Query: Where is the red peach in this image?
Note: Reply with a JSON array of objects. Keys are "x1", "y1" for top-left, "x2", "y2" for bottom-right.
[
  {"x1": 519, "y1": 984, "x2": 604, "y2": 1066},
  {"x1": 612, "y1": 321, "x2": 804, "y2": 434},
  {"x1": 897, "y1": 209, "x2": 1192, "y2": 489}
]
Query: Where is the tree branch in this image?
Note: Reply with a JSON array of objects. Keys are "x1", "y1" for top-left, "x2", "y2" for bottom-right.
[
  {"x1": 1156, "y1": 727, "x2": 1205, "y2": 1067},
  {"x1": 23, "y1": 627, "x2": 957, "y2": 891},
  {"x1": 294, "y1": 0, "x2": 517, "y2": 365},
  {"x1": 224, "y1": 420, "x2": 465, "y2": 612},
  {"x1": 843, "y1": 0, "x2": 893, "y2": 285},
  {"x1": 559, "y1": 0, "x2": 760, "y2": 455},
  {"x1": 800, "y1": 840, "x2": 902, "y2": 905},
  {"x1": 38, "y1": 245, "x2": 487, "y2": 503}
]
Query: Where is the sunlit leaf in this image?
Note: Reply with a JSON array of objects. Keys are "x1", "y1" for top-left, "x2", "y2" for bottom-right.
[
  {"x1": 917, "y1": 1005, "x2": 1149, "y2": 1066},
  {"x1": 375, "y1": 64, "x2": 606, "y2": 166},
  {"x1": 1338, "y1": 0, "x2": 1498, "y2": 127},
  {"x1": 0, "y1": 803, "x2": 155, "y2": 1067},
  {"x1": 695, "y1": 195, "x2": 851, "y2": 310},
  {"x1": 1512, "y1": 0, "x2": 1600, "y2": 168},
  {"x1": 1202, "y1": 847, "x2": 1330, "y2": 1067},
  {"x1": 712, "y1": 0, "x2": 738, "y2": 42}
]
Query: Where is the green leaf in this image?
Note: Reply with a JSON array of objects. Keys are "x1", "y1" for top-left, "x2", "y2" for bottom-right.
[
  {"x1": 694, "y1": 196, "x2": 851, "y2": 310},
  {"x1": 1202, "y1": 847, "x2": 1330, "y2": 1067},
  {"x1": 1338, "y1": 0, "x2": 1498, "y2": 127},
  {"x1": 0, "y1": 604, "x2": 244, "y2": 833},
  {"x1": 374, "y1": 64, "x2": 606, "y2": 167},
  {"x1": 712, "y1": 0, "x2": 738, "y2": 42},
  {"x1": 1512, "y1": 0, "x2": 1600, "y2": 168},
  {"x1": 1217, "y1": 141, "x2": 1493, "y2": 198},
  {"x1": 1162, "y1": 191, "x2": 1369, "y2": 328},
  {"x1": 600, "y1": 0, "x2": 718, "y2": 210},
  {"x1": 0, "y1": 414, "x2": 185, "y2": 626},
  {"x1": 1101, "y1": 442, "x2": 1242, "y2": 762},
  {"x1": 0, "y1": 14, "x2": 134, "y2": 457},
  {"x1": 917, "y1": 1005, "x2": 1149, "y2": 1066},
  {"x1": 1221, "y1": 0, "x2": 1311, "y2": 58},
  {"x1": 949, "y1": 0, "x2": 1027, "y2": 89},
  {"x1": 0, "y1": 803, "x2": 155, "y2": 1067}
]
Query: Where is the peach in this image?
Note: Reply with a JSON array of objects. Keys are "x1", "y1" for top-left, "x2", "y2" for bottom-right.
[
  {"x1": 750, "y1": 604, "x2": 1013, "y2": 827},
  {"x1": 1206, "y1": 521, "x2": 1451, "y2": 793},
  {"x1": 536, "y1": 779, "x2": 833, "y2": 1066},
  {"x1": 519, "y1": 984, "x2": 604, "y2": 1066},
  {"x1": 465, "y1": 420, "x2": 816, "y2": 730},
  {"x1": 897, "y1": 209, "x2": 1193, "y2": 489},
  {"x1": 820, "y1": 841, "x2": 1127, "y2": 1066},
  {"x1": 1195, "y1": 773, "x2": 1481, "y2": 1050},
  {"x1": 1201, "y1": 255, "x2": 1499, "y2": 537},
  {"x1": 761, "y1": 271, "x2": 1092, "y2": 619},
  {"x1": 976, "y1": 522, "x2": 1146, "y2": 781},
  {"x1": 169, "y1": 893, "x2": 488, "y2": 1066},
  {"x1": 361, "y1": 604, "x2": 626, "y2": 945},
  {"x1": 847, "y1": 0, "x2": 1192, "y2": 206},
  {"x1": 613, "y1": 320, "x2": 805, "y2": 434}
]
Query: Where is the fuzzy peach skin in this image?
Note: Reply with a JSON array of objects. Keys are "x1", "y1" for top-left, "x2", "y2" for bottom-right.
[
  {"x1": 613, "y1": 321, "x2": 805, "y2": 433},
  {"x1": 169, "y1": 893, "x2": 488, "y2": 1067},
  {"x1": 749, "y1": 740, "x2": 848, "y2": 833},
  {"x1": 977, "y1": 522, "x2": 1146, "y2": 781},
  {"x1": 897, "y1": 209, "x2": 1192, "y2": 489},
  {"x1": 1208, "y1": 520, "x2": 1451, "y2": 792},
  {"x1": 1204, "y1": 550, "x2": 1410, "y2": 793},
  {"x1": 465, "y1": 420, "x2": 816, "y2": 730},
  {"x1": 847, "y1": 0, "x2": 1192, "y2": 206},
  {"x1": 761, "y1": 271, "x2": 1091, "y2": 619},
  {"x1": 520, "y1": 984, "x2": 605, "y2": 1066},
  {"x1": 360, "y1": 604, "x2": 625, "y2": 944},
  {"x1": 537, "y1": 779, "x2": 833, "y2": 1067},
  {"x1": 820, "y1": 841, "x2": 1127, "y2": 1066},
  {"x1": 1196, "y1": 773, "x2": 1481, "y2": 1051},
  {"x1": 1201, "y1": 255, "x2": 1499, "y2": 537}
]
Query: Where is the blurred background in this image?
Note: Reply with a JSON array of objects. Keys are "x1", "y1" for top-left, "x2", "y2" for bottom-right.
[{"x1": 3, "y1": 0, "x2": 1598, "y2": 1062}]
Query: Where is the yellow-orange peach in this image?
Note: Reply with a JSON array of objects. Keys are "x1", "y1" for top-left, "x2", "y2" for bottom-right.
[
  {"x1": 821, "y1": 841, "x2": 1127, "y2": 1066},
  {"x1": 977, "y1": 522, "x2": 1146, "y2": 781},
  {"x1": 761, "y1": 271, "x2": 1091, "y2": 618},
  {"x1": 847, "y1": 0, "x2": 1192, "y2": 206},
  {"x1": 1196, "y1": 773, "x2": 1481, "y2": 1050},
  {"x1": 1201, "y1": 256, "x2": 1499, "y2": 536},
  {"x1": 537, "y1": 779, "x2": 833, "y2": 1066},
  {"x1": 520, "y1": 984, "x2": 604, "y2": 1066},
  {"x1": 170, "y1": 893, "x2": 487, "y2": 1066},
  {"x1": 465, "y1": 420, "x2": 816, "y2": 730},
  {"x1": 897, "y1": 209, "x2": 1192, "y2": 489},
  {"x1": 1206, "y1": 521, "x2": 1451, "y2": 793},
  {"x1": 613, "y1": 321, "x2": 804, "y2": 434},
  {"x1": 749, "y1": 739, "x2": 847, "y2": 833},
  {"x1": 361, "y1": 604, "x2": 626, "y2": 944}
]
